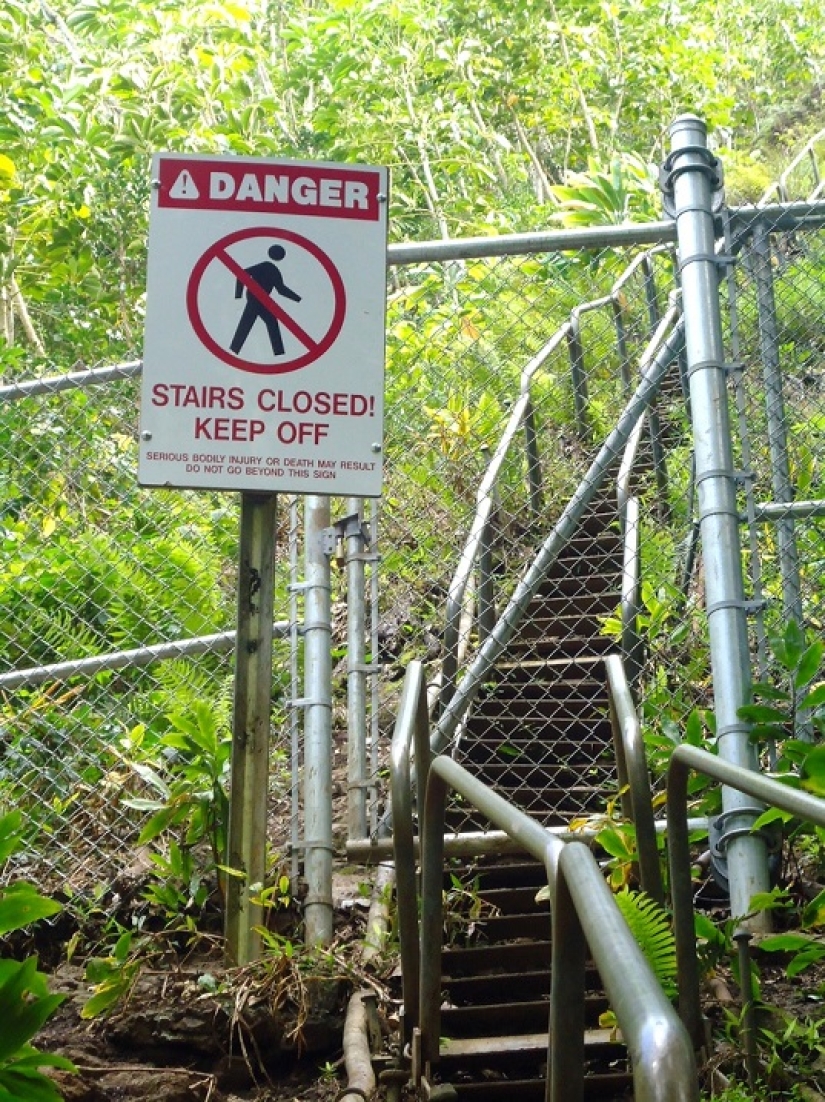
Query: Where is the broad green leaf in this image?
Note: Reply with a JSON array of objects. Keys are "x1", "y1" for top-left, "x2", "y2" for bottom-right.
[
  {"x1": 0, "y1": 812, "x2": 23, "y2": 864},
  {"x1": 738, "y1": 704, "x2": 789, "y2": 725},
  {"x1": 0, "y1": 885, "x2": 61, "y2": 935},
  {"x1": 786, "y1": 946, "x2": 825, "y2": 977},
  {"x1": 752, "y1": 806, "x2": 793, "y2": 831},
  {"x1": 800, "y1": 744, "x2": 825, "y2": 796},
  {"x1": 802, "y1": 887, "x2": 825, "y2": 929},
  {"x1": 795, "y1": 641, "x2": 824, "y2": 689},
  {"x1": 759, "y1": 932, "x2": 816, "y2": 952},
  {"x1": 0, "y1": 1067, "x2": 67, "y2": 1102},
  {"x1": 597, "y1": 826, "x2": 636, "y2": 860},
  {"x1": 800, "y1": 682, "x2": 825, "y2": 710}
]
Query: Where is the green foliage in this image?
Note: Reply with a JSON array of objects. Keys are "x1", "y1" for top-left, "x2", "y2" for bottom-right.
[
  {"x1": 0, "y1": 812, "x2": 75, "y2": 1098},
  {"x1": 550, "y1": 154, "x2": 660, "y2": 227},
  {"x1": 739, "y1": 622, "x2": 825, "y2": 854},
  {"x1": 115, "y1": 701, "x2": 232, "y2": 924},
  {"x1": 81, "y1": 929, "x2": 142, "y2": 1019},
  {"x1": 612, "y1": 888, "x2": 678, "y2": 997}
]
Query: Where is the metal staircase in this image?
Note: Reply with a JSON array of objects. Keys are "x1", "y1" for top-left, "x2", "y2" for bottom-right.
[
  {"x1": 451, "y1": 494, "x2": 621, "y2": 832},
  {"x1": 430, "y1": 494, "x2": 635, "y2": 1100}
]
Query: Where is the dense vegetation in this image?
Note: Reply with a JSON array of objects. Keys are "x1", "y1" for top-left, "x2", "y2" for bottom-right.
[
  {"x1": 2, "y1": 1, "x2": 825, "y2": 1099},
  {"x1": 1, "y1": 0, "x2": 824, "y2": 367}
]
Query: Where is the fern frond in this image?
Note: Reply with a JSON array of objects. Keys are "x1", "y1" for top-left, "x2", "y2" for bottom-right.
[{"x1": 614, "y1": 888, "x2": 678, "y2": 998}]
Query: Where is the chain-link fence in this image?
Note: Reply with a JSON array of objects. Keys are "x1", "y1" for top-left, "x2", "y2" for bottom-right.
[{"x1": 3, "y1": 185, "x2": 825, "y2": 898}]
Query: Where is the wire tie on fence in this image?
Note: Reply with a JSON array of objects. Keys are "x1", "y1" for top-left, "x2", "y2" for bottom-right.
[
  {"x1": 694, "y1": 467, "x2": 738, "y2": 485},
  {"x1": 286, "y1": 696, "x2": 333, "y2": 710},
  {"x1": 677, "y1": 252, "x2": 733, "y2": 272},
  {"x1": 706, "y1": 598, "x2": 765, "y2": 616},
  {"x1": 300, "y1": 620, "x2": 334, "y2": 633},
  {"x1": 716, "y1": 722, "x2": 753, "y2": 740},
  {"x1": 685, "y1": 357, "x2": 726, "y2": 379}
]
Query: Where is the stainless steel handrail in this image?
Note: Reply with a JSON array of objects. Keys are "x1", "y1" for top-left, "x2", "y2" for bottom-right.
[
  {"x1": 605, "y1": 653, "x2": 663, "y2": 903},
  {"x1": 438, "y1": 249, "x2": 677, "y2": 718},
  {"x1": 667, "y1": 743, "x2": 825, "y2": 1048},
  {"x1": 388, "y1": 660, "x2": 431, "y2": 1038},
  {"x1": 439, "y1": 326, "x2": 570, "y2": 714},
  {"x1": 758, "y1": 126, "x2": 825, "y2": 205},
  {"x1": 418, "y1": 754, "x2": 698, "y2": 1102},
  {"x1": 434, "y1": 309, "x2": 686, "y2": 753}
]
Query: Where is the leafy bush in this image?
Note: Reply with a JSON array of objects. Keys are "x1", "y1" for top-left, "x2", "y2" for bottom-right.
[{"x1": 0, "y1": 811, "x2": 74, "y2": 1100}]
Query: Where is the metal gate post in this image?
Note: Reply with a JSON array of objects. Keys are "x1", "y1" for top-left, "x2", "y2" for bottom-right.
[
  {"x1": 345, "y1": 498, "x2": 369, "y2": 840},
  {"x1": 662, "y1": 115, "x2": 771, "y2": 922},
  {"x1": 304, "y1": 495, "x2": 334, "y2": 945}
]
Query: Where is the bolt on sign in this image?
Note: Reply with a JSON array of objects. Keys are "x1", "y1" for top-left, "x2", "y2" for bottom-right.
[{"x1": 139, "y1": 154, "x2": 389, "y2": 497}]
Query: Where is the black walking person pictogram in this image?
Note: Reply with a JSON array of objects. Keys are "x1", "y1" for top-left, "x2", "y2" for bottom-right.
[{"x1": 230, "y1": 245, "x2": 301, "y2": 356}]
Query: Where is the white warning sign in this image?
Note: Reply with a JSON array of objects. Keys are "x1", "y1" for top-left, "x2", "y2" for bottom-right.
[{"x1": 139, "y1": 154, "x2": 388, "y2": 497}]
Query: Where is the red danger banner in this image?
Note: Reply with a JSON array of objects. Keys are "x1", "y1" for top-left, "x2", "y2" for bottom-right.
[{"x1": 158, "y1": 158, "x2": 383, "y2": 221}]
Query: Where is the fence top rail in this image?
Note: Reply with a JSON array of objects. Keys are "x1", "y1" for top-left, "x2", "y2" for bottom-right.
[
  {"x1": 387, "y1": 221, "x2": 677, "y2": 265},
  {"x1": 386, "y1": 199, "x2": 825, "y2": 266},
  {"x1": 0, "y1": 360, "x2": 143, "y2": 402}
]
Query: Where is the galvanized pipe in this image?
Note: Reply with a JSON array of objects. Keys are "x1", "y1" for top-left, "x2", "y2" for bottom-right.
[
  {"x1": 523, "y1": 397, "x2": 544, "y2": 521},
  {"x1": 0, "y1": 623, "x2": 288, "y2": 690},
  {"x1": 419, "y1": 755, "x2": 697, "y2": 1101},
  {"x1": 439, "y1": 326, "x2": 570, "y2": 714},
  {"x1": 346, "y1": 498, "x2": 369, "y2": 839},
  {"x1": 386, "y1": 222, "x2": 677, "y2": 266},
  {"x1": 434, "y1": 310, "x2": 685, "y2": 751},
  {"x1": 0, "y1": 359, "x2": 142, "y2": 401},
  {"x1": 751, "y1": 221, "x2": 804, "y2": 629},
  {"x1": 619, "y1": 495, "x2": 643, "y2": 689},
  {"x1": 303, "y1": 495, "x2": 334, "y2": 946},
  {"x1": 288, "y1": 497, "x2": 302, "y2": 886},
  {"x1": 752, "y1": 498, "x2": 825, "y2": 521},
  {"x1": 667, "y1": 743, "x2": 825, "y2": 1047},
  {"x1": 664, "y1": 114, "x2": 771, "y2": 921},
  {"x1": 389, "y1": 661, "x2": 429, "y2": 1035},
  {"x1": 558, "y1": 843, "x2": 697, "y2": 1102},
  {"x1": 605, "y1": 654, "x2": 663, "y2": 904}
]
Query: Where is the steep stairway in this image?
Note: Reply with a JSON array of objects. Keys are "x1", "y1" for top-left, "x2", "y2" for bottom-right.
[
  {"x1": 431, "y1": 493, "x2": 633, "y2": 1099},
  {"x1": 453, "y1": 492, "x2": 622, "y2": 830}
]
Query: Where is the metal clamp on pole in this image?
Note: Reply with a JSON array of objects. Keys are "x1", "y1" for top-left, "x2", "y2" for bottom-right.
[{"x1": 659, "y1": 143, "x2": 725, "y2": 217}]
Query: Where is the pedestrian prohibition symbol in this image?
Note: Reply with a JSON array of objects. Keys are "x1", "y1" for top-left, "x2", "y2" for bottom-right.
[{"x1": 186, "y1": 227, "x2": 347, "y2": 375}]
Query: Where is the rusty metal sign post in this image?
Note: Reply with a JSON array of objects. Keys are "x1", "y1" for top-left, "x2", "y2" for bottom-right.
[{"x1": 225, "y1": 493, "x2": 278, "y2": 963}]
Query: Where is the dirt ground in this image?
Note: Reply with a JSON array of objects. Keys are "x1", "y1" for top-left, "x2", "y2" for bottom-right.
[{"x1": 35, "y1": 899, "x2": 396, "y2": 1102}]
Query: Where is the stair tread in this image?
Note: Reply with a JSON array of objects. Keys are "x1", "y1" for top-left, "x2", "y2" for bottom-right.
[{"x1": 440, "y1": 1027, "x2": 621, "y2": 1057}]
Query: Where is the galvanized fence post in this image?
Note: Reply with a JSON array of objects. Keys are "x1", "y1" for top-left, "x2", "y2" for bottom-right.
[
  {"x1": 303, "y1": 495, "x2": 334, "y2": 946},
  {"x1": 345, "y1": 498, "x2": 369, "y2": 840},
  {"x1": 662, "y1": 114, "x2": 771, "y2": 922}
]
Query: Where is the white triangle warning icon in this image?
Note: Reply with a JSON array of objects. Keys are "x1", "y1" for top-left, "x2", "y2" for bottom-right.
[{"x1": 169, "y1": 170, "x2": 200, "y2": 200}]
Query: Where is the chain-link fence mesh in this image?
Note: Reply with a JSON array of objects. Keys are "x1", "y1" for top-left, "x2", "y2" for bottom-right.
[{"x1": 3, "y1": 200, "x2": 825, "y2": 897}]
